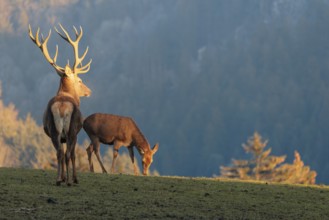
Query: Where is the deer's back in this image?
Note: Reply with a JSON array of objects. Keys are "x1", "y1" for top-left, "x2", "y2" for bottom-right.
[{"x1": 83, "y1": 113, "x2": 137, "y2": 144}]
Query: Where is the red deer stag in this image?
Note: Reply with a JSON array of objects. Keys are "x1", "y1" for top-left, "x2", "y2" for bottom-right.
[
  {"x1": 29, "y1": 24, "x2": 92, "y2": 185},
  {"x1": 83, "y1": 113, "x2": 159, "y2": 175}
]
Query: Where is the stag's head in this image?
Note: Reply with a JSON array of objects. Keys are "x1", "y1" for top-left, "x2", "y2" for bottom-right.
[
  {"x1": 141, "y1": 143, "x2": 159, "y2": 175},
  {"x1": 28, "y1": 24, "x2": 92, "y2": 103}
]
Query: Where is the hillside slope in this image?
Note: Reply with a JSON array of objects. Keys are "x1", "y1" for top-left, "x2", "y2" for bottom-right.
[{"x1": 0, "y1": 168, "x2": 328, "y2": 219}]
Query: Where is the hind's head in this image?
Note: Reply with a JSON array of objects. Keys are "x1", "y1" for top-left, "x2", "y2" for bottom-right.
[{"x1": 141, "y1": 143, "x2": 159, "y2": 175}]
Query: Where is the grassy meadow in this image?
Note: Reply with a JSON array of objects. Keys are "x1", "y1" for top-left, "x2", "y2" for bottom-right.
[{"x1": 0, "y1": 167, "x2": 328, "y2": 219}]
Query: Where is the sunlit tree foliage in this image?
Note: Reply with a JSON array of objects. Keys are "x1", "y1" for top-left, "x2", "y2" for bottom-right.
[{"x1": 219, "y1": 132, "x2": 316, "y2": 184}]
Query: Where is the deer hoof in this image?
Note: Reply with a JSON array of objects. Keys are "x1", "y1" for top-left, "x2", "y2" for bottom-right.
[
  {"x1": 73, "y1": 179, "x2": 79, "y2": 184},
  {"x1": 67, "y1": 182, "x2": 72, "y2": 187},
  {"x1": 56, "y1": 181, "x2": 61, "y2": 186}
]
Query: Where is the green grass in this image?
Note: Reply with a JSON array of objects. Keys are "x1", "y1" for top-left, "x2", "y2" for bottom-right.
[{"x1": 0, "y1": 168, "x2": 329, "y2": 219}]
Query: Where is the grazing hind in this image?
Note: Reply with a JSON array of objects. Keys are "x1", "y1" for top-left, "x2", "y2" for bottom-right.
[
  {"x1": 83, "y1": 113, "x2": 159, "y2": 175},
  {"x1": 29, "y1": 24, "x2": 92, "y2": 185}
]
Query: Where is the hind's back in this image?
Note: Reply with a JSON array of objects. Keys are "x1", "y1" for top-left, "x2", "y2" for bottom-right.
[{"x1": 83, "y1": 113, "x2": 136, "y2": 144}]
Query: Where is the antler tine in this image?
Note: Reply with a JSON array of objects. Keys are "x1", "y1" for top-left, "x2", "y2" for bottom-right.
[
  {"x1": 28, "y1": 25, "x2": 37, "y2": 44},
  {"x1": 28, "y1": 26, "x2": 42, "y2": 47},
  {"x1": 80, "y1": 46, "x2": 89, "y2": 63},
  {"x1": 73, "y1": 26, "x2": 78, "y2": 37},
  {"x1": 35, "y1": 28, "x2": 42, "y2": 45},
  {"x1": 76, "y1": 59, "x2": 92, "y2": 74},
  {"x1": 78, "y1": 26, "x2": 83, "y2": 41},
  {"x1": 74, "y1": 45, "x2": 92, "y2": 74},
  {"x1": 53, "y1": 45, "x2": 59, "y2": 63},
  {"x1": 55, "y1": 23, "x2": 73, "y2": 43},
  {"x1": 28, "y1": 25, "x2": 65, "y2": 76},
  {"x1": 53, "y1": 23, "x2": 91, "y2": 74},
  {"x1": 72, "y1": 26, "x2": 79, "y2": 39}
]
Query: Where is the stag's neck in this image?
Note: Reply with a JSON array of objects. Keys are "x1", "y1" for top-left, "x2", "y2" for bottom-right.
[{"x1": 57, "y1": 77, "x2": 80, "y2": 106}]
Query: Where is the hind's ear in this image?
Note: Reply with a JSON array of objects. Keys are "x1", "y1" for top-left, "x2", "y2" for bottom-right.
[{"x1": 152, "y1": 143, "x2": 159, "y2": 154}]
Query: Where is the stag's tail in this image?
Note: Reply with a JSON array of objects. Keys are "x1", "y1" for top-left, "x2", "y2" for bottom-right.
[{"x1": 51, "y1": 101, "x2": 73, "y2": 137}]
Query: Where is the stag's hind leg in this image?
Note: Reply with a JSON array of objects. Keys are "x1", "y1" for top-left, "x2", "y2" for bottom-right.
[
  {"x1": 65, "y1": 147, "x2": 72, "y2": 186},
  {"x1": 51, "y1": 136, "x2": 64, "y2": 186},
  {"x1": 71, "y1": 137, "x2": 78, "y2": 184},
  {"x1": 60, "y1": 146, "x2": 65, "y2": 182},
  {"x1": 66, "y1": 136, "x2": 78, "y2": 186}
]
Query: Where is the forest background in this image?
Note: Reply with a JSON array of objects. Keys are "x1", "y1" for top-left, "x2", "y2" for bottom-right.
[{"x1": 0, "y1": 0, "x2": 329, "y2": 184}]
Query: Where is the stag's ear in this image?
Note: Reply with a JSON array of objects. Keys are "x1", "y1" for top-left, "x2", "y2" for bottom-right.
[{"x1": 152, "y1": 143, "x2": 159, "y2": 154}]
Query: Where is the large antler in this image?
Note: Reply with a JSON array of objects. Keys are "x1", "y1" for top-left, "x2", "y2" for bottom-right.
[
  {"x1": 55, "y1": 23, "x2": 92, "y2": 74},
  {"x1": 28, "y1": 25, "x2": 65, "y2": 76}
]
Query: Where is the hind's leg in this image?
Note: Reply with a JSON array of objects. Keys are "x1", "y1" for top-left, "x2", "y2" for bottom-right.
[
  {"x1": 86, "y1": 144, "x2": 95, "y2": 172},
  {"x1": 111, "y1": 141, "x2": 121, "y2": 174},
  {"x1": 93, "y1": 139, "x2": 107, "y2": 173},
  {"x1": 128, "y1": 146, "x2": 139, "y2": 175}
]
